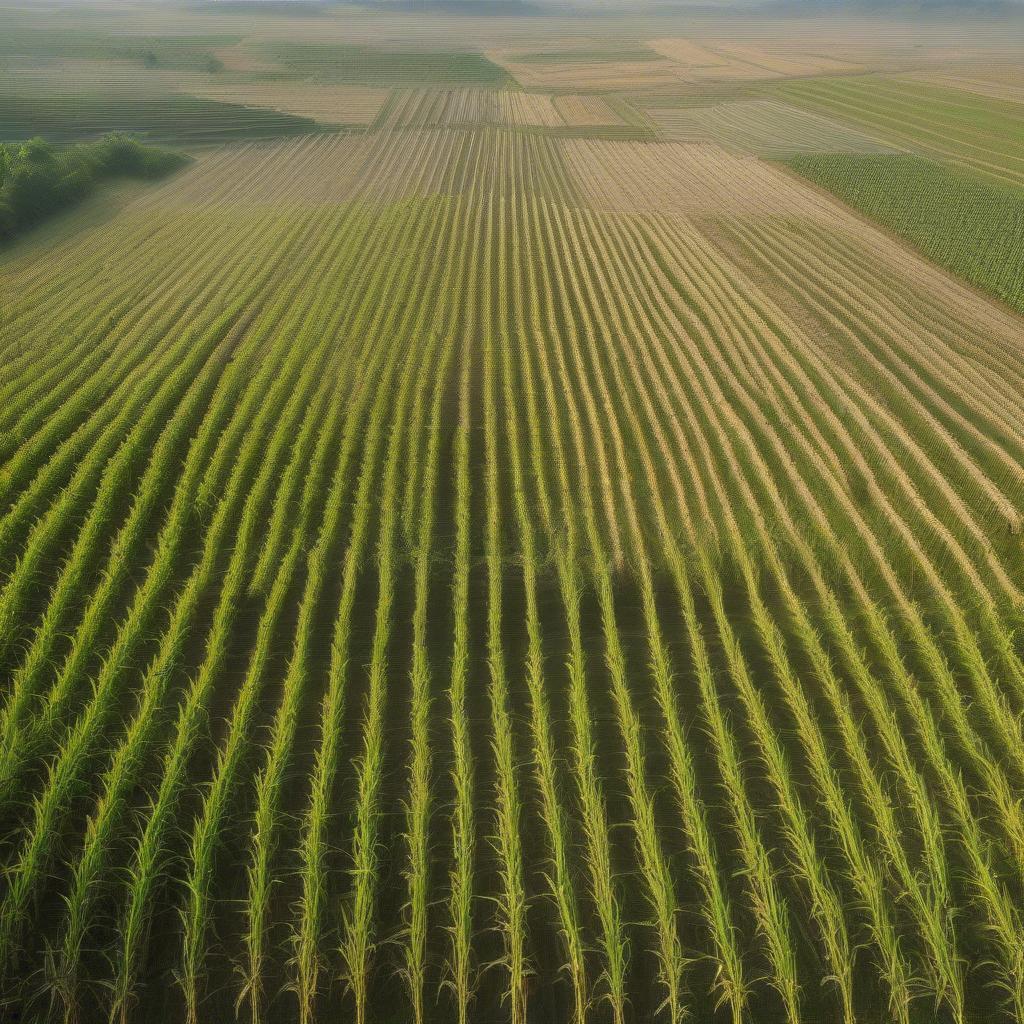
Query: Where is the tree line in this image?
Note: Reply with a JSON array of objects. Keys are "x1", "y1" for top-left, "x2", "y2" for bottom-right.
[{"x1": 0, "y1": 133, "x2": 188, "y2": 242}]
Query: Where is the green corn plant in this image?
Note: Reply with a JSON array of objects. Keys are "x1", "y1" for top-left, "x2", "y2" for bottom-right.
[
  {"x1": 289, "y1": 202, "x2": 438, "y2": 1024},
  {"x1": 106, "y1": 250, "x2": 361, "y2": 1024},
  {"x1": 178, "y1": 347, "x2": 342, "y2": 1022},
  {"x1": 498, "y1": 266, "x2": 587, "y2": 1020},
  {"x1": 508, "y1": 172, "x2": 629, "y2": 1022},
  {"x1": 441, "y1": 326, "x2": 477, "y2": 1024}
]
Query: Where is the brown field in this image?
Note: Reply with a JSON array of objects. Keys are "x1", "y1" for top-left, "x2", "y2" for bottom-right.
[
  {"x1": 553, "y1": 93, "x2": 625, "y2": 126},
  {"x1": 374, "y1": 87, "x2": 632, "y2": 131},
  {"x1": 560, "y1": 137, "x2": 844, "y2": 217},
  {"x1": 646, "y1": 36, "x2": 735, "y2": 68},
  {"x1": 377, "y1": 88, "x2": 566, "y2": 129},
  {"x1": 118, "y1": 133, "x2": 379, "y2": 211},
  {"x1": 702, "y1": 41, "x2": 861, "y2": 77},
  {"x1": 489, "y1": 49, "x2": 686, "y2": 91},
  {"x1": 645, "y1": 97, "x2": 895, "y2": 155},
  {"x1": 647, "y1": 36, "x2": 860, "y2": 81},
  {"x1": 501, "y1": 89, "x2": 564, "y2": 126},
  {"x1": 184, "y1": 82, "x2": 391, "y2": 126}
]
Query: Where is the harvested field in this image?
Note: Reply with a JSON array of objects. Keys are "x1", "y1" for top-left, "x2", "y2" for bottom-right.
[
  {"x1": 0, "y1": 57, "x2": 210, "y2": 95},
  {"x1": 131, "y1": 133, "x2": 385, "y2": 208},
  {"x1": 509, "y1": 46, "x2": 659, "y2": 64},
  {"x1": 501, "y1": 89, "x2": 563, "y2": 127},
  {"x1": 560, "y1": 137, "x2": 843, "y2": 217},
  {"x1": 647, "y1": 97, "x2": 895, "y2": 155},
  {"x1": 701, "y1": 42, "x2": 860, "y2": 77},
  {"x1": 376, "y1": 88, "x2": 632, "y2": 132},
  {"x1": 490, "y1": 48, "x2": 686, "y2": 91},
  {"x1": 0, "y1": 23, "x2": 235, "y2": 69},
  {"x1": 184, "y1": 82, "x2": 391, "y2": 126},
  {"x1": 648, "y1": 37, "x2": 859, "y2": 81},
  {"x1": 647, "y1": 37, "x2": 734, "y2": 68},
  {"x1": 553, "y1": 92, "x2": 624, "y2": 126}
]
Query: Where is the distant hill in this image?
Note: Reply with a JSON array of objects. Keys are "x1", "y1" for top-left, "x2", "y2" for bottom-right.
[
  {"x1": 195, "y1": 0, "x2": 549, "y2": 13},
  {"x1": 334, "y1": 0, "x2": 547, "y2": 12},
  {"x1": 759, "y1": 0, "x2": 1024, "y2": 15},
  {"x1": 189, "y1": 0, "x2": 329, "y2": 12}
]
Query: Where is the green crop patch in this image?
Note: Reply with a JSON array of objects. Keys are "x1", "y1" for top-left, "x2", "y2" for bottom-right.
[
  {"x1": 0, "y1": 134, "x2": 188, "y2": 243},
  {"x1": 771, "y1": 75, "x2": 1024, "y2": 189},
  {"x1": 785, "y1": 152, "x2": 1024, "y2": 314},
  {"x1": 263, "y1": 43, "x2": 509, "y2": 85},
  {"x1": 0, "y1": 91, "x2": 324, "y2": 145},
  {"x1": 0, "y1": 28, "x2": 237, "y2": 70}
]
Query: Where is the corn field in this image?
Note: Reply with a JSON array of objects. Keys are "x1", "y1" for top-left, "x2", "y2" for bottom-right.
[{"x1": 2, "y1": 118, "x2": 1024, "y2": 1024}]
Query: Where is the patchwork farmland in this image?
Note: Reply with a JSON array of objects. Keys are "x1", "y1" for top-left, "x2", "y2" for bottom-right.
[{"x1": 2, "y1": 4, "x2": 1024, "y2": 1024}]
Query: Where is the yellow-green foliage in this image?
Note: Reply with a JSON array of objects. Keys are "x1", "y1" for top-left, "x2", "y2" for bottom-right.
[{"x1": 3, "y1": 119, "x2": 1024, "y2": 1024}]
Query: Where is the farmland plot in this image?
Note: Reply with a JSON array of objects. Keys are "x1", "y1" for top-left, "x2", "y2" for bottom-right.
[
  {"x1": 182, "y1": 82, "x2": 392, "y2": 127},
  {"x1": 770, "y1": 74, "x2": 1024, "y2": 187},
  {"x1": 560, "y1": 137, "x2": 843, "y2": 217},
  {"x1": 784, "y1": 153, "x2": 1024, "y2": 313},
  {"x1": 647, "y1": 37, "x2": 859, "y2": 82},
  {"x1": 0, "y1": 88, "x2": 322, "y2": 144},
  {"x1": 898, "y1": 69, "x2": 1024, "y2": 106},
  {"x1": 2, "y1": 100, "x2": 1024, "y2": 1024},
  {"x1": 490, "y1": 47, "x2": 685, "y2": 92},
  {"x1": 645, "y1": 98, "x2": 895, "y2": 156},
  {"x1": 379, "y1": 89, "x2": 635, "y2": 133},
  {"x1": 553, "y1": 93, "x2": 625, "y2": 127},
  {"x1": 261, "y1": 42, "x2": 509, "y2": 86},
  {"x1": 698, "y1": 42, "x2": 859, "y2": 77}
]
